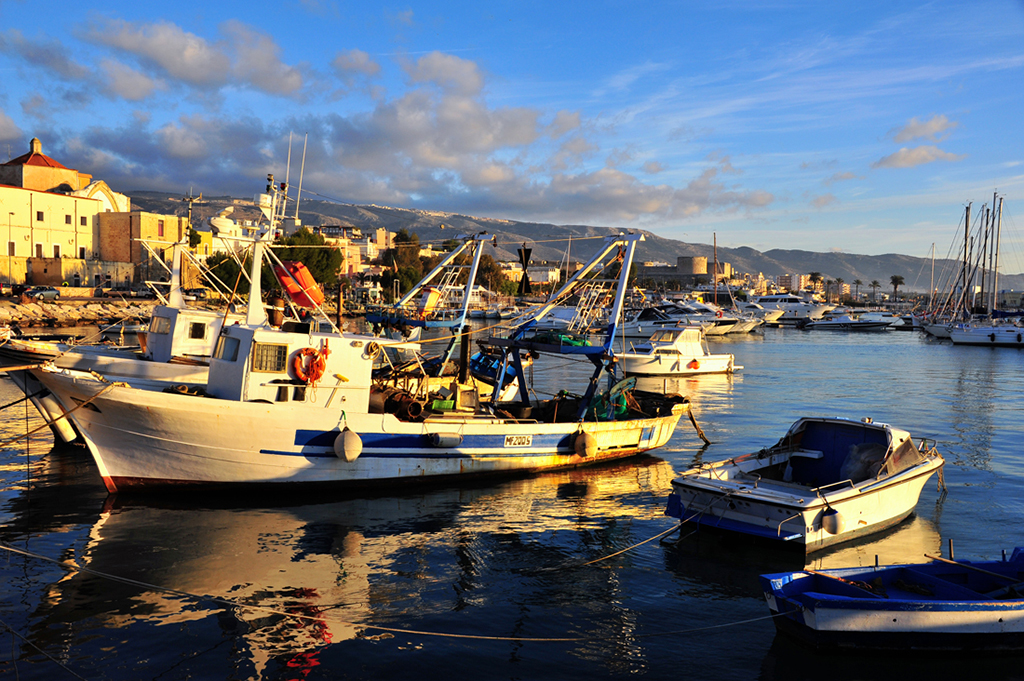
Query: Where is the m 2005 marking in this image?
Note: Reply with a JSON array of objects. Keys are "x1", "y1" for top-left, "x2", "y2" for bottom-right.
[{"x1": 504, "y1": 435, "x2": 532, "y2": 447}]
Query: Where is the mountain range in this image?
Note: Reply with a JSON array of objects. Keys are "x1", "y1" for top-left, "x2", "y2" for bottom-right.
[{"x1": 127, "y1": 191, "x2": 1024, "y2": 294}]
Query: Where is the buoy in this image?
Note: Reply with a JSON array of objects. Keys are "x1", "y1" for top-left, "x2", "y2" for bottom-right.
[
  {"x1": 574, "y1": 431, "x2": 598, "y2": 457},
  {"x1": 687, "y1": 359, "x2": 700, "y2": 370},
  {"x1": 334, "y1": 428, "x2": 362, "y2": 462},
  {"x1": 821, "y1": 507, "x2": 845, "y2": 535},
  {"x1": 430, "y1": 432, "x2": 463, "y2": 448}
]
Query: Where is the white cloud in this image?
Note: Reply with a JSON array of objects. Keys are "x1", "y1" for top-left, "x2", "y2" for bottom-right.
[
  {"x1": 0, "y1": 29, "x2": 91, "y2": 80},
  {"x1": 222, "y1": 21, "x2": 304, "y2": 96},
  {"x1": 824, "y1": 171, "x2": 859, "y2": 184},
  {"x1": 871, "y1": 145, "x2": 966, "y2": 169},
  {"x1": 891, "y1": 114, "x2": 958, "y2": 143},
  {"x1": 642, "y1": 161, "x2": 665, "y2": 174},
  {"x1": 811, "y1": 193, "x2": 838, "y2": 208},
  {"x1": 100, "y1": 59, "x2": 162, "y2": 101},
  {"x1": 404, "y1": 52, "x2": 484, "y2": 96},
  {"x1": 85, "y1": 19, "x2": 230, "y2": 87},
  {"x1": 331, "y1": 49, "x2": 381, "y2": 82},
  {"x1": 0, "y1": 109, "x2": 23, "y2": 142}
]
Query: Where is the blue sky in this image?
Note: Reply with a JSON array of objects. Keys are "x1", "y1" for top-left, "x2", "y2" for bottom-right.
[{"x1": 1, "y1": 1, "x2": 1023, "y2": 261}]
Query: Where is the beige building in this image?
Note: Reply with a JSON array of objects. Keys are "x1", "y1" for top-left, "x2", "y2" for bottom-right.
[{"x1": 0, "y1": 137, "x2": 190, "y2": 287}]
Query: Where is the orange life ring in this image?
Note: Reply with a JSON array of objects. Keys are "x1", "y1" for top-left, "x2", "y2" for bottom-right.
[
  {"x1": 293, "y1": 347, "x2": 327, "y2": 384},
  {"x1": 687, "y1": 359, "x2": 700, "y2": 370},
  {"x1": 715, "y1": 310, "x2": 723, "y2": 318}
]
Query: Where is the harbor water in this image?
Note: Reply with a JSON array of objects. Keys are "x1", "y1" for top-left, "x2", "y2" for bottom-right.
[{"x1": 1, "y1": 327, "x2": 1023, "y2": 679}]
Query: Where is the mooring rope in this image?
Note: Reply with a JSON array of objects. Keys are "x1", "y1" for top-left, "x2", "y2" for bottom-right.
[
  {"x1": 0, "y1": 540, "x2": 777, "y2": 647},
  {"x1": 0, "y1": 382, "x2": 117, "y2": 449}
]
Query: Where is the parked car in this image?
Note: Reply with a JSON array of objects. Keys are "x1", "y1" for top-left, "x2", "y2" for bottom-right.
[
  {"x1": 102, "y1": 285, "x2": 133, "y2": 298},
  {"x1": 0, "y1": 283, "x2": 11, "y2": 296},
  {"x1": 11, "y1": 284, "x2": 30, "y2": 297},
  {"x1": 25, "y1": 286, "x2": 60, "y2": 301},
  {"x1": 183, "y1": 288, "x2": 209, "y2": 301}
]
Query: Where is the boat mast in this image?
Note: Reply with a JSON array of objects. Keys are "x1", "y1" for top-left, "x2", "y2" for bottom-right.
[
  {"x1": 993, "y1": 194, "x2": 1003, "y2": 312},
  {"x1": 929, "y1": 242, "x2": 934, "y2": 312},
  {"x1": 713, "y1": 233, "x2": 718, "y2": 307},
  {"x1": 962, "y1": 203, "x2": 970, "y2": 317}
]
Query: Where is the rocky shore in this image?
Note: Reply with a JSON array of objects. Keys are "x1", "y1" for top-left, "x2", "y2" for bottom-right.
[{"x1": 0, "y1": 298, "x2": 158, "y2": 329}]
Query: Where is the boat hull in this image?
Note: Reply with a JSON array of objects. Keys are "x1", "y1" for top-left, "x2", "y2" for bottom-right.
[
  {"x1": 621, "y1": 353, "x2": 734, "y2": 376},
  {"x1": 761, "y1": 550, "x2": 1024, "y2": 651},
  {"x1": 669, "y1": 464, "x2": 938, "y2": 551},
  {"x1": 37, "y1": 369, "x2": 685, "y2": 493},
  {"x1": 949, "y1": 325, "x2": 1024, "y2": 347}
]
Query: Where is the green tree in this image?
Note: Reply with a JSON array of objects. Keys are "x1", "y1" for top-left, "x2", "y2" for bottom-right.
[
  {"x1": 890, "y1": 274, "x2": 905, "y2": 302},
  {"x1": 835, "y1": 277, "x2": 845, "y2": 302},
  {"x1": 853, "y1": 279, "x2": 863, "y2": 301},
  {"x1": 274, "y1": 228, "x2": 343, "y2": 284},
  {"x1": 870, "y1": 279, "x2": 880, "y2": 302}
]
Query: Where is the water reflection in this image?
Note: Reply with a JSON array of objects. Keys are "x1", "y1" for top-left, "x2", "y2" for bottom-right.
[{"x1": 4, "y1": 458, "x2": 683, "y2": 677}]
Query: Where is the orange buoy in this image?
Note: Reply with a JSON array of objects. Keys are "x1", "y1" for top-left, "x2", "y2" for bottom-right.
[
  {"x1": 273, "y1": 261, "x2": 325, "y2": 309},
  {"x1": 687, "y1": 359, "x2": 700, "y2": 370},
  {"x1": 293, "y1": 347, "x2": 327, "y2": 384}
]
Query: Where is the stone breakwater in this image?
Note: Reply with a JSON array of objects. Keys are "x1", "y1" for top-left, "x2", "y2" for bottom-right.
[{"x1": 0, "y1": 299, "x2": 157, "y2": 328}]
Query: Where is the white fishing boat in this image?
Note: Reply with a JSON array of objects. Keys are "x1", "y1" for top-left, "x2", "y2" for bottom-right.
[
  {"x1": 800, "y1": 314, "x2": 895, "y2": 331},
  {"x1": 665, "y1": 416, "x2": 945, "y2": 552},
  {"x1": 620, "y1": 326, "x2": 737, "y2": 376},
  {"x1": 33, "y1": 182, "x2": 692, "y2": 493}
]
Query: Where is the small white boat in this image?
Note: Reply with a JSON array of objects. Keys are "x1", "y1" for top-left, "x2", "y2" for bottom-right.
[
  {"x1": 761, "y1": 549, "x2": 1024, "y2": 651},
  {"x1": 620, "y1": 326, "x2": 737, "y2": 376},
  {"x1": 949, "y1": 321, "x2": 1024, "y2": 347},
  {"x1": 801, "y1": 314, "x2": 894, "y2": 331},
  {"x1": 665, "y1": 416, "x2": 945, "y2": 552}
]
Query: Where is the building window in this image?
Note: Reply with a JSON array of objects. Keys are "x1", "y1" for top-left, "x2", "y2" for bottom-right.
[
  {"x1": 65, "y1": 215, "x2": 72, "y2": 225},
  {"x1": 79, "y1": 247, "x2": 86, "y2": 259},
  {"x1": 53, "y1": 245, "x2": 60, "y2": 258},
  {"x1": 36, "y1": 211, "x2": 44, "y2": 222},
  {"x1": 158, "y1": 220, "x2": 164, "y2": 237},
  {"x1": 80, "y1": 216, "x2": 87, "y2": 227},
  {"x1": 35, "y1": 244, "x2": 43, "y2": 258},
  {"x1": 7, "y1": 242, "x2": 13, "y2": 257}
]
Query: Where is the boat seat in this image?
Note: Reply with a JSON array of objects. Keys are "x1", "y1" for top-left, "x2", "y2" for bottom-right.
[{"x1": 790, "y1": 449, "x2": 824, "y2": 459}]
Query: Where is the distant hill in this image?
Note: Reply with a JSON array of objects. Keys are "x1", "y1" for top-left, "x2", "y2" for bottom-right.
[{"x1": 127, "y1": 191, "x2": 1024, "y2": 293}]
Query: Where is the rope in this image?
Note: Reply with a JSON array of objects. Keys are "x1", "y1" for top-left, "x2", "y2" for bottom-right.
[
  {"x1": 0, "y1": 382, "x2": 117, "y2": 449},
  {"x1": 0, "y1": 540, "x2": 777, "y2": 645},
  {"x1": 1, "y1": 616, "x2": 89, "y2": 680},
  {"x1": 0, "y1": 386, "x2": 48, "y2": 412}
]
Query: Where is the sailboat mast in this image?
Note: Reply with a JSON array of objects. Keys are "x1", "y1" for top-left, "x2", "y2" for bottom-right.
[
  {"x1": 993, "y1": 194, "x2": 1003, "y2": 312},
  {"x1": 929, "y1": 243, "x2": 934, "y2": 311},
  {"x1": 962, "y1": 203, "x2": 970, "y2": 316},
  {"x1": 713, "y1": 233, "x2": 718, "y2": 306},
  {"x1": 294, "y1": 133, "x2": 307, "y2": 219}
]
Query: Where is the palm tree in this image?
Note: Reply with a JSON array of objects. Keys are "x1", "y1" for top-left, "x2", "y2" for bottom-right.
[
  {"x1": 808, "y1": 272, "x2": 823, "y2": 296},
  {"x1": 890, "y1": 274, "x2": 905, "y2": 302},
  {"x1": 853, "y1": 279, "x2": 863, "y2": 301},
  {"x1": 835, "y1": 277, "x2": 845, "y2": 303},
  {"x1": 870, "y1": 280, "x2": 880, "y2": 302}
]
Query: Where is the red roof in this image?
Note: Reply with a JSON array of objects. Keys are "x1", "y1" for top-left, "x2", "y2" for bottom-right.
[{"x1": 2, "y1": 150, "x2": 68, "y2": 169}]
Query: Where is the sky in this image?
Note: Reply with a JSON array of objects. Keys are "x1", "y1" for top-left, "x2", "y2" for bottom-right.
[{"x1": 1, "y1": 0, "x2": 1023, "y2": 260}]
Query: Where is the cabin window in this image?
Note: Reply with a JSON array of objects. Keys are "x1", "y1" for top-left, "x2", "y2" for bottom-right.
[
  {"x1": 215, "y1": 336, "x2": 240, "y2": 362},
  {"x1": 188, "y1": 322, "x2": 206, "y2": 340},
  {"x1": 150, "y1": 316, "x2": 172, "y2": 334},
  {"x1": 251, "y1": 342, "x2": 287, "y2": 372}
]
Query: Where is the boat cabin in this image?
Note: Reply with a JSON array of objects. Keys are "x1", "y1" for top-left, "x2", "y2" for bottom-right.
[{"x1": 207, "y1": 324, "x2": 373, "y2": 411}]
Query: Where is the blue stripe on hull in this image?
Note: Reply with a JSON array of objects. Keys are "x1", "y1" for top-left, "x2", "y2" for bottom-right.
[{"x1": 291, "y1": 429, "x2": 575, "y2": 456}]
